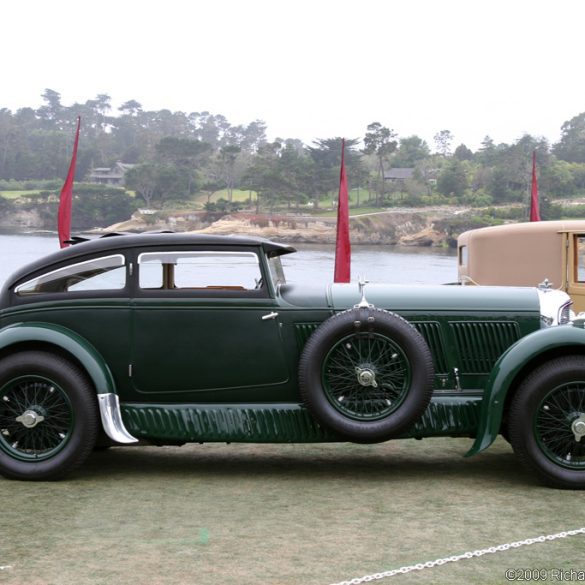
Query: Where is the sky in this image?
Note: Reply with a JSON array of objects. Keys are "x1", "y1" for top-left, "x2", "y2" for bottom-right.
[{"x1": 4, "y1": 0, "x2": 585, "y2": 151}]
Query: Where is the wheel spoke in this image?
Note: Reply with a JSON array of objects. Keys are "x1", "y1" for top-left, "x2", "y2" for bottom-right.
[
  {"x1": 535, "y1": 382, "x2": 585, "y2": 468},
  {"x1": 322, "y1": 333, "x2": 410, "y2": 420},
  {"x1": 0, "y1": 376, "x2": 73, "y2": 460}
]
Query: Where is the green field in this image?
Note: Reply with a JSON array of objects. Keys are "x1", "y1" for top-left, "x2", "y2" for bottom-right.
[
  {"x1": 1, "y1": 437, "x2": 584, "y2": 585},
  {"x1": 192, "y1": 188, "x2": 378, "y2": 211},
  {"x1": 0, "y1": 190, "x2": 43, "y2": 199}
]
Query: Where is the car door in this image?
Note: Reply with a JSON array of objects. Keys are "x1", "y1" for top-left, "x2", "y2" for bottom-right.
[{"x1": 129, "y1": 247, "x2": 290, "y2": 402}]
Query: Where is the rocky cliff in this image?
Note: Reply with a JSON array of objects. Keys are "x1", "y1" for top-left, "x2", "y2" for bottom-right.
[{"x1": 102, "y1": 207, "x2": 482, "y2": 248}]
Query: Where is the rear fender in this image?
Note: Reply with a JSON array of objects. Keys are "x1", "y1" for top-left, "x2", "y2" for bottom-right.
[
  {"x1": 0, "y1": 322, "x2": 138, "y2": 444},
  {"x1": 467, "y1": 325, "x2": 585, "y2": 456},
  {"x1": 0, "y1": 321, "x2": 116, "y2": 394}
]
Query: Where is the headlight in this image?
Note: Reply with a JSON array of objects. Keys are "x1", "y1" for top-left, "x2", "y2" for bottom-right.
[{"x1": 558, "y1": 300, "x2": 573, "y2": 325}]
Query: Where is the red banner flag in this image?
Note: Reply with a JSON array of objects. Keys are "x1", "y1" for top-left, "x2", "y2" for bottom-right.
[
  {"x1": 530, "y1": 150, "x2": 541, "y2": 222},
  {"x1": 334, "y1": 138, "x2": 351, "y2": 283},
  {"x1": 58, "y1": 116, "x2": 81, "y2": 248}
]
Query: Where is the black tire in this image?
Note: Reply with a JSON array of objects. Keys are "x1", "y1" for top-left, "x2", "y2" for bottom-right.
[
  {"x1": 0, "y1": 351, "x2": 99, "y2": 481},
  {"x1": 509, "y1": 356, "x2": 585, "y2": 489},
  {"x1": 299, "y1": 308, "x2": 434, "y2": 442}
]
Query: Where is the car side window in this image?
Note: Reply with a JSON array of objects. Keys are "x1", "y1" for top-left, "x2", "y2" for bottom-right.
[
  {"x1": 576, "y1": 236, "x2": 585, "y2": 283},
  {"x1": 138, "y1": 251, "x2": 263, "y2": 291},
  {"x1": 15, "y1": 254, "x2": 126, "y2": 295}
]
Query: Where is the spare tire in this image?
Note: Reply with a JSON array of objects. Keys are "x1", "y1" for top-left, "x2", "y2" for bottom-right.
[{"x1": 299, "y1": 307, "x2": 434, "y2": 442}]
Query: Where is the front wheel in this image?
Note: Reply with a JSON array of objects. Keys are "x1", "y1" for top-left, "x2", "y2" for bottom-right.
[
  {"x1": 509, "y1": 356, "x2": 585, "y2": 489},
  {"x1": 0, "y1": 351, "x2": 99, "y2": 480}
]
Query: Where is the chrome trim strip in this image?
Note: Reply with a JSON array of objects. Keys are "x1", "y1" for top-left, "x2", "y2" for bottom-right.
[
  {"x1": 15, "y1": 254, "x2": 125, "y2": 295},
  {"x1": 97, "y1": 393, "x2": 139, "y2": 444}
]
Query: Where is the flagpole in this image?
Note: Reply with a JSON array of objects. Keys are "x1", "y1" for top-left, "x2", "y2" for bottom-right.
[
  {"x1": 334, "y1": 138, "x2": 351, "y2": 283},
  {"x1": 58, "y1": 116, "x2": 81, "y2": 248}
]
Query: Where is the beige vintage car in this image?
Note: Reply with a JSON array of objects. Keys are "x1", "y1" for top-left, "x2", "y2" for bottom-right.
[{"x1": 458, "y1": 220, "x2": 585, "y2": 313}]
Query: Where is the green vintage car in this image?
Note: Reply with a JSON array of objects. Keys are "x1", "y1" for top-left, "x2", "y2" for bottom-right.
[{"x1": 0, "y1": 232, "x2": 584, "y2": 488}]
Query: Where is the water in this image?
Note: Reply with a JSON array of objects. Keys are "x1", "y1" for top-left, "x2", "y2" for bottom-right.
[
  {"x1": 283, "y1": 243, "x2": 456, "y2": 285},
  {"x1": 0, "y1": 233, "x2": 457, "y2": 288}
]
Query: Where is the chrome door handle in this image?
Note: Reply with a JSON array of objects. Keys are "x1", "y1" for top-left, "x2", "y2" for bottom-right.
[{"x1": 262, "y1": 312, "x2": 279, "y2": 321}]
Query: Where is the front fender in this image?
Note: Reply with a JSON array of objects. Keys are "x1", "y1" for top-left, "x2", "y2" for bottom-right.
[
  {"x1": 0, "y1": 322, "x2": 116, "y2": 395},
  {"x1": 467, "y1": 325, "x2": 585, "y2": 457}
]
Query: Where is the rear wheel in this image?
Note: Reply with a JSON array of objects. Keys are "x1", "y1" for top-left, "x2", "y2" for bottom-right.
[
  {"x1": 509, "y1": 356, "x2": 585, "y2": 489},
  {"x1": 0, "y1": 351, "x2": 99, "y2": 480}
]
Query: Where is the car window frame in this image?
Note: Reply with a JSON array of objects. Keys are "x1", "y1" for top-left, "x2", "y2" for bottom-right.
[
  {"x1": 11, "y1": 253, "x2": 131, "y2": 304},
  {"x1": 130, "y1": 245, "x2": 272, "y2": 299}
]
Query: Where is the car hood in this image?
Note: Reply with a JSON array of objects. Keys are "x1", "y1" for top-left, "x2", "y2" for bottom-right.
[{"x1": 279, "y1": 282, "x2": 541, "y2": 314}]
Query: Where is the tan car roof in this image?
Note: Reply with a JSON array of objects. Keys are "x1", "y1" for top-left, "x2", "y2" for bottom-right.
[{"x1": 458, "y1": 220, "x2": 585, "y2": 287}]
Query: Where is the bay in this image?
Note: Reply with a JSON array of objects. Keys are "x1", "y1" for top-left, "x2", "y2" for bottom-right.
[{"x1": 0, "y1": 233, "x2": 457, "y2": 288}]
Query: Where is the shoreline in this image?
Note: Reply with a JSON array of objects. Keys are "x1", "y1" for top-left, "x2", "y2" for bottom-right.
[
  {"x1": 97, "y1": 207, "x2": 477, "y2": 248},
  {"x1": 0, "y1": 204, "x2": 496, "y2": 248}
]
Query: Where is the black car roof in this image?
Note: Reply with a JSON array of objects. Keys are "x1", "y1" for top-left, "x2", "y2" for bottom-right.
[{"x1": 4, "y1": 232, "x2": 296, "y2": 289}]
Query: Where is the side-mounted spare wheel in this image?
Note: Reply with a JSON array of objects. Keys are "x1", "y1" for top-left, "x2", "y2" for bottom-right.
[
  {"x1": 509, "y1": 356, "x2": 585, "y2": 489},
  {"x1": 0, "y1": 351, "x2": 99, "y2": 480},
  {"x1": 299, "y1": 308, "x2": 434, "y2": 442}
]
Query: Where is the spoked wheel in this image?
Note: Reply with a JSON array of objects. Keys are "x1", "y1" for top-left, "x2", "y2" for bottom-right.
[
  {"x1": 0, "y1": 351, "x2": 99, "y2": 481},
  {"x1": 299, "y1": 308, "x2": 434, "y2": 442},
  {"x1": 0, "y1": 375, "x2": 73, "y2": 460},
  {"x1": 321, "y1": 332, "x2": 411, "y2": 421},
  {"x1": 509, "y1": 356, "x2": 585, "y2": 489}
]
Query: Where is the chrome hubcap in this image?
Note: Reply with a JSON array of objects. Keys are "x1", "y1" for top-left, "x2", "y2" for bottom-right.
[
  {"x1": 572, "y1": 415, "x2": 585, "y2": 442},
  {"x1": 355, "y1": 367, "x2": 378, "y2": 388},
  {"x1": 15, "y1": 409, "x2": 45, "y2": 429}
]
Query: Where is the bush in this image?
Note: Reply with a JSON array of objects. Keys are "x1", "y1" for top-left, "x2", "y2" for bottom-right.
[
  {"x1": 72, "y1": 187, "x2": 138, "y2": 228},
  {"x1": 204, "y1": 198, "x2": 241, "y2": 214},
  {"x1": 462, "y1": 190, "x2": 493, "y2": 207},
  {"x1": 0, "y1": 179, "x2": 62, "y2": 191},
  {"x1": 559, "y1": 204, "x2": 585, "y2": 218},
  {"x1": 0, "y1": 196, "x2": 15, "y2": 217},
  {"x1": 17, "y1": 184, "x2": 138, "y2": 229},
  {"x1": 485, "y1": 206, "x2": 524, "y2": 220}
]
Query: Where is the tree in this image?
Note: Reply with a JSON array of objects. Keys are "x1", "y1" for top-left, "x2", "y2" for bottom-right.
[
  {"x1": 241, "y1": 120, "x2": 268, "y2": 153},
  {"x1": 118, "y1": 100, "x2": 143, "y2": 117},
  {"x1": 553, "y1": 112, "x2": 585, "y2": 163},
  {"x1": 125, "y1": 164, "x2": 159, "y2": 208},
  {"x1": 437, "y1": 159, "x2": 468, "y2": 198},
  {"x1": 307, "y1": 137, "x2": 363, "y2": 207},
  {"x1": 241, "y1": 141, "x2": 289, "y2": 212},
  {"x1": 156, "y1": 137, "x2": 212, "y2": 198},
  {"x1": 219, "y1": 145, "x2": 241, "y2": 200},
  {"x1": 275, "y1": 143, "x2": 313, "y2": 210},
  {"x1": 477, "y1": 136, "x2": 497, "y2": 165},
  {"x1": 71, "y1": 185, "x2": 137, "y2": 228},
  {"x1": 37, "y1": 89, "x2": 63, "y2": 127},
  {"x1": 392, "y1": 135, "x2": 430, "y2": 167},
  {"x1": 433, "y1": 130, "x2": 453, "y2": 156},
  {"x1": 363, "y1": 123, "x2": 397, "y2": 205},
  {"x1": 454, "y1": 144, "x2": 473, "y2": 161}
]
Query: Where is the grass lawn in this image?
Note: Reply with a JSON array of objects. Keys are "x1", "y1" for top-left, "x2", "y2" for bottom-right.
[
  {"x1": 1, "y1": 437, "x2": 583, "y2": 585},
  {"x1": 0, "y1": 190, "x2": 42, "y2": 199},
  {"x1": 191, "y1": 189, "x2": 378, "y2": 212}
]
